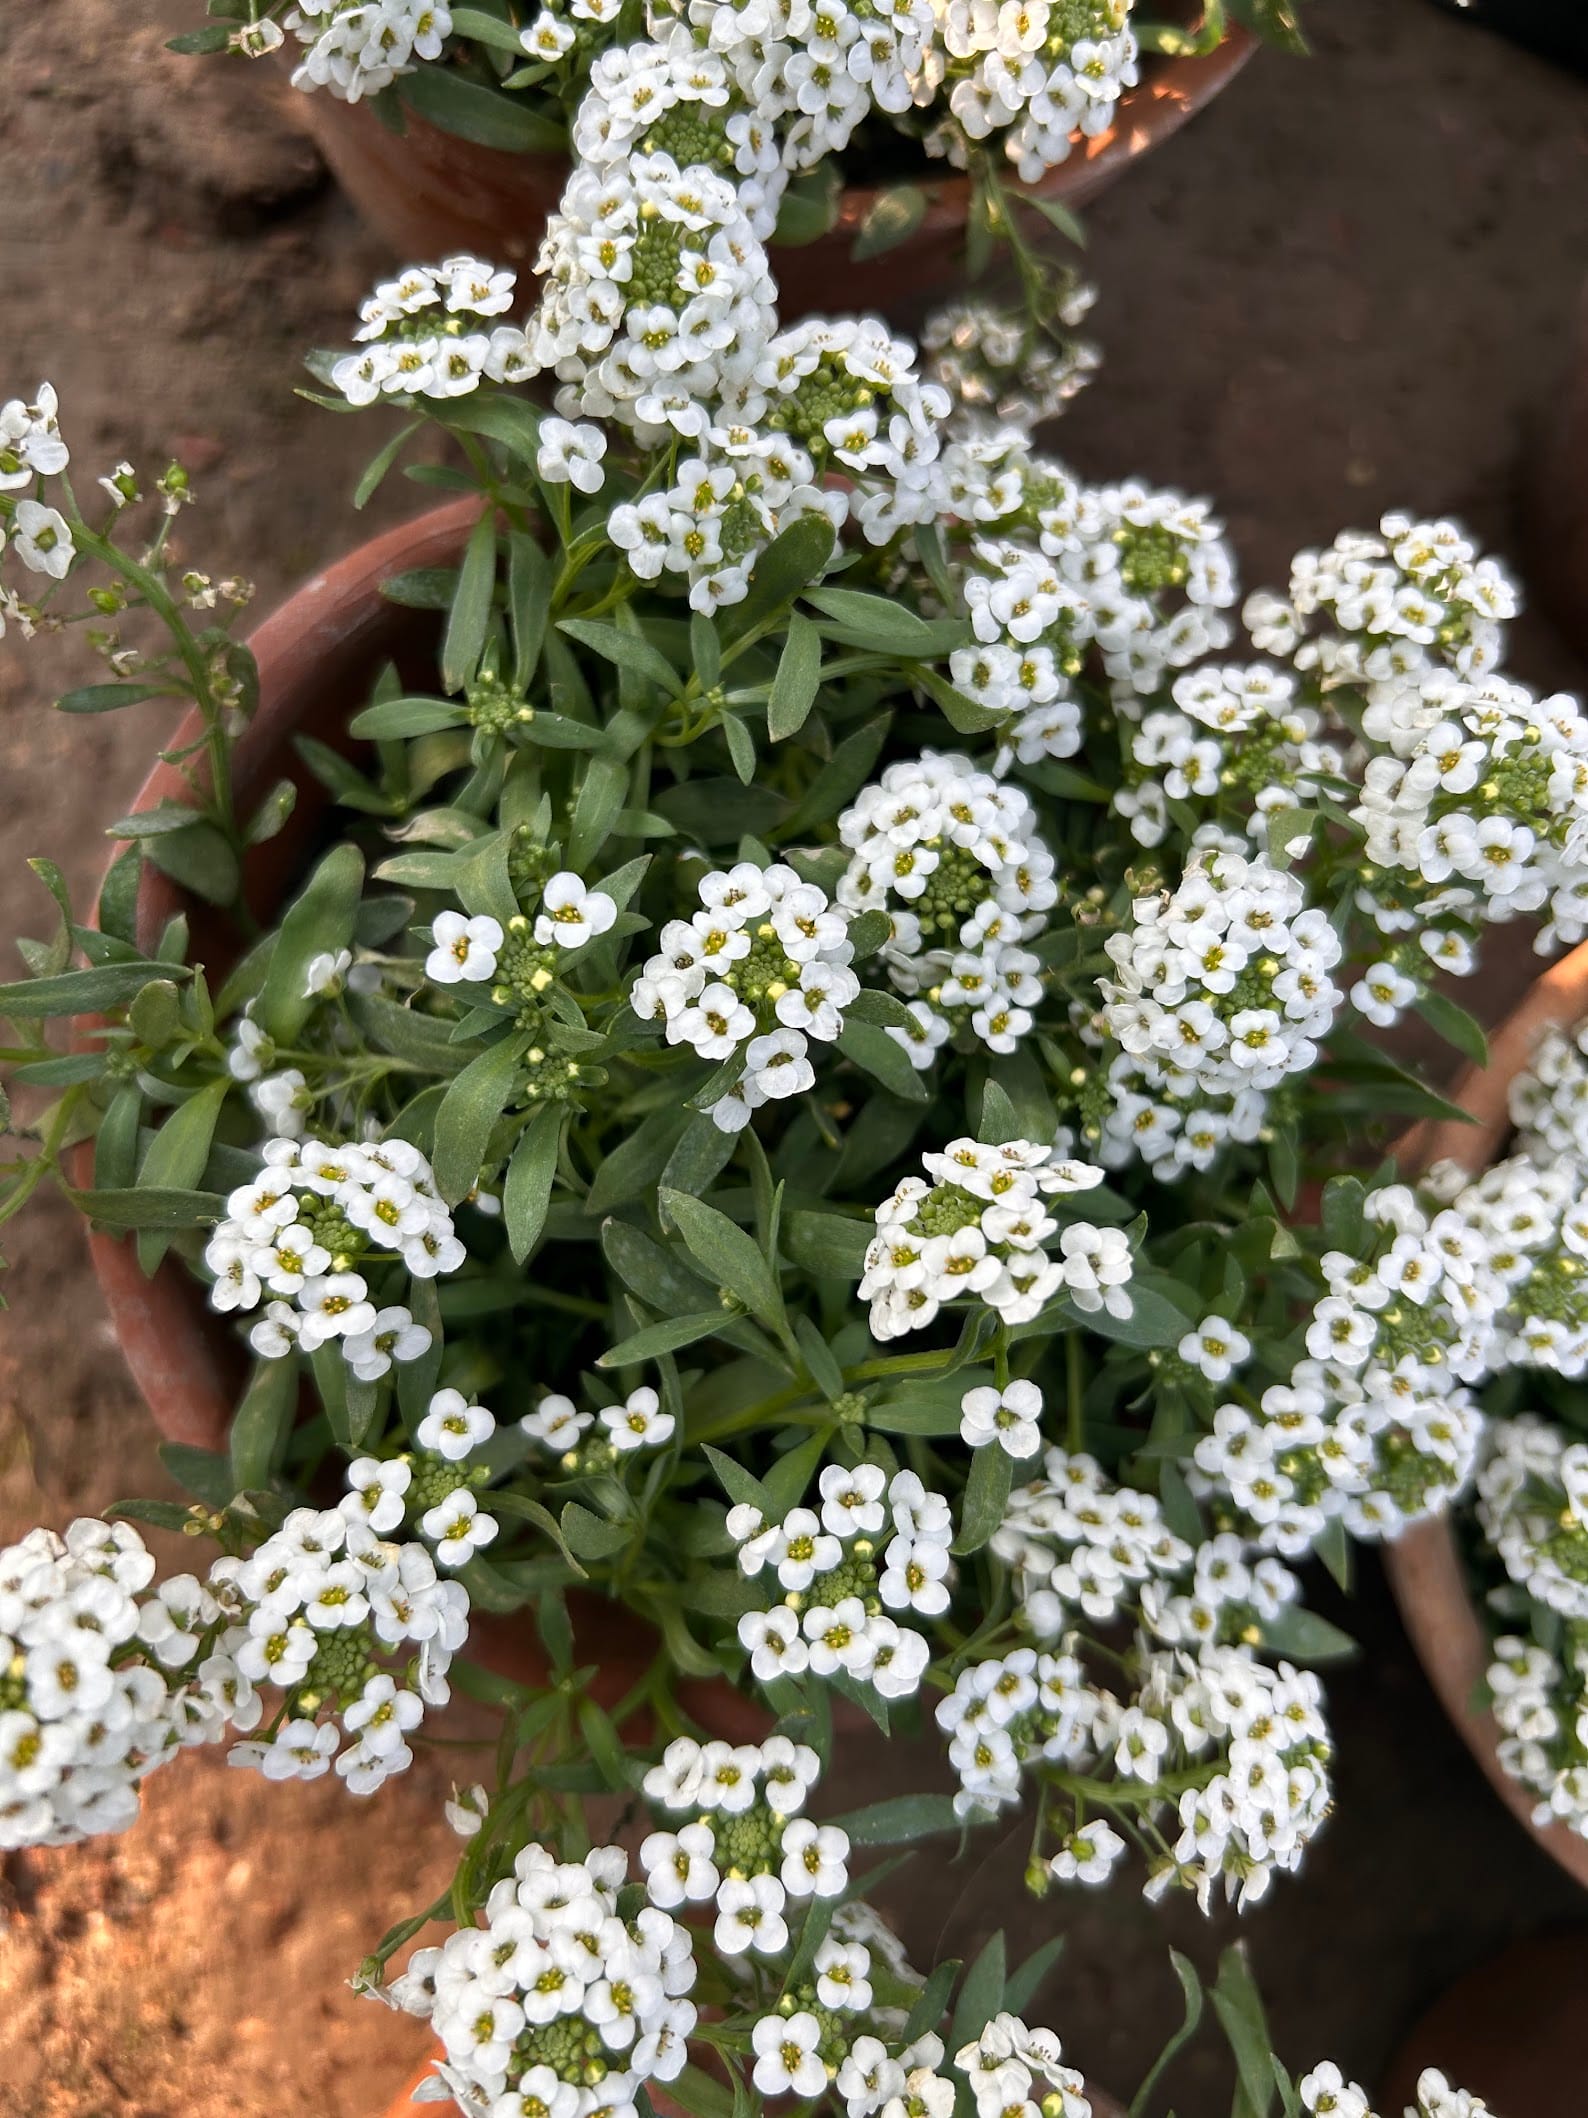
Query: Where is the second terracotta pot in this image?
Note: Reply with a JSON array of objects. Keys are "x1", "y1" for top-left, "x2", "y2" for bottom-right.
[
  {"x1": 288, "y1": 25, "x2": 1255, "y2": 315},
  {"x1": 1383, "y1": 938, "x2": 1588, "y2": 1893}
]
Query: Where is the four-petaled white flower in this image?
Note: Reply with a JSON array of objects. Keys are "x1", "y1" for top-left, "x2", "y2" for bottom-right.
[
  {"x1": 534, "y1": 871, "x2": 618, "y2": 949},
  {"x1": 426, "y1": 910, "x2": 503, "y2": 985}
]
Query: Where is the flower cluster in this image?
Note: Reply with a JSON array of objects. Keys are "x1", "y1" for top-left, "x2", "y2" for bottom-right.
[
  {"x1": 1299, "y1": 2066, "x2": 1498, "y2": 2118},
  {"x1": 923, "y1": 296, "x2": 1100, "y2": 434},
  {"x1": 729, "y1": 1467, "x2": 950, "y2": 1696},
  {"x1": 838, "y1": 752, "x2": 1054, "y2": 1059},
  {"x1": 991, "y1": 1444, "x2": 1191, "y2": 1629},
  {"x1": 530, "y1": 152, "x2": 777, "y2": 441},
  {"x1": 1248, "y1": 513, "x2": 1518, "y2": 690},
  {"x1": 1116, "y1": 661, "x2": 1341, "y2": 853},
  {"x1": 930, "y1": 0, "x2": 1140, "y2": 185},
  {"x1": 285, "y1": 0, "x2": 451, "y2": 102},
  {"x1": 860, "y1": 1137, "x2": 1131, "y2": 1339},
  {"x1": 641, "y1": 1734, "x2": 850, "y2": 1960},
  {"x1": 1510, "y1": 1015, "x2": 1588, "y2": 1164},
  {"x1": 631, "y1": 860, "x2": 859, "y2": 1129},
  {"x1": 1451, "y1": 1154, "x2": 1588, "y2": 1377},
  {"x1": 570, "y1": 31, "x2": 788, "y2": 236},
  {"x1": 399, "y1": 1842, "x2": 697, "y2": 2117},
  {"x1": 1191, "y1": 1185, "x2": 1489, "y2": 1555},
  {"x1": 220, "y1": 1452, "x2": 472, "y2": 1794},
  {"x1": 1487, "y1": 1629, "x2": 1588, "y2": 1844},
  {"x1": 954, "y1": 2014, "x2": 1090, "y2": 2118},
  {"x1": 330, "y1": 254, "x2": 530, "y2": 406},
  {"x1": 1475, "y1": 1413, "x2": 1588, "y2": 1622},
  {"x1": 938, "y1": 1636, "x2": 1332, "y2": 1910},
  {"x1": 1097, "y1": 844, "x2": 1345, "y2": 1176},
  {"x1": 203, "y1": 1136, "x2": 459, "y2": 1372},
  {"x1": 0, "y1": 1520, "x2": 230, "y2": 1850}
]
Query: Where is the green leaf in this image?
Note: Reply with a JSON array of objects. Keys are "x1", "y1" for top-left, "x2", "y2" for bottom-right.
[
  {"x1": 1062, "y1": 1276, "x2": 1190, "y2": 1350},
  {"x1": 557, "y1": 617, "x2": 680, "y2": 695},
  {"x1": 401, "y1": 64, "x2": 566, "y2": 151},
  {"x1": 587, "y1": 1106, "x2": 690, "y2": 1215},
  {"x1": 67, "y1": 1185, "x2": 225, "y2": 1230},
  {"x1": 0, "y1": 962, "x2": 182, "y2": 1019},
  {"x1": 794, "y1": 1314, "x2": 846, "y2": 1402},
  {"x1": 353, "y1": 417, "x2": 424, "y2": 510},
  {"x1": 311, "y1": 1339, "x2": 353, "y2": 1448},
  {"x1": 1319, "y1": 1174, "x2": 1365, "y2": 1254},
  {"x1": 144, "y1": 821, "x2": 241, "y2": 907},
  {"x1": 731, "y1": 514, "x2": 838, "y2": 635},
  {"x1": 838, "y1": 1019, "x2": 930, "y2": 1104},
  {"x1": 1259, "y1": 1606, "x2": 1357, "y2": 1665},
  {"x1": 1022, "y1": 191, "x2": 1088, "y2": 248},
  {"x1": 902, "y1": 1958, "x2": 961, "y2": 2047},
  {"x1": 953, "y1": 1443, "x2": 1013, "y2": 1557},
  {"x1": 504, "y1": 1103, "x2": 563, "y2": 1265},
  {"x1": 1418, "y1": 986, "x2": 1489, "y2": 1070},
  {"x1": 567, "y1": 752, "x2": 630, "y2": 871},
  {"x1": 949, "y1": 1931, "x2": 1007, "y2": 2050},
  {"x1": 805, "y1": 587, "x2": 943, "y2": 657},
  {"x1": 852, "y1": 183, "x2": 927, "y2": 260},
  {"x1": 1315, "y1": 1514, "x2": 1353, "y2": 1594},
  {"x1": 166, "y1": 23, "x2": 233, "y2": 51},
  {"x1": 509, "y1": 530, "x2": 552, "y2": 689},
  {"x1": 94, "y1": 1085, "x2": 144, "y2": 1192},
  {"x1": 1210, "y1": 1947, "x2": 1276, "y2": 2118},
  {"x1": 1130, "y1": 1953, "x2": 1204, "y2": 2118},
  {"x1": 767, "y1": 611, "x2": 823, "y2": 742},
  {"x1": 442, "y1": 510, "x2": 499, "y2": 694},
  {"x1": 660, "y1": 1189, "x2": 785, "y2": 1332},
  {"x1": 598, "y1": 1311, "x2": 727, "y2": 1367},
  {"x1": 778, "y1": 714, "x2": 890, "y2": 838},
  {"x1": 560, "y1": 1502, "x2": 632, "y2": 1560},
  {"x1": 158, "y1": 1442, "x2": 235, "y2": 1509},
  {"x1": 350, "y1": 695, "x2": 469, "y2": 739},
  {"x1": 913, "y1": 664, "x2": 1005, "y2": 735},
  {"x1": 382, "y1": 565, "x2": 457, "y2": 610},
  {"x1": 772, "y1": 163, "x2": 843, "y2": 246},
  {"x1": 831, "y1": 1792, "x2": 960, "y2": 1845},
  {"x1": 255, "y1": 843, "x2": 366, "y2": 1046},
  {"x1": 433, "y1": 1030, "x2": 529, "y2": 1205},
  {"x1": 1004, "y1": 1932, "x2": 1066, "y2": 2016},
  {"x1": 722, "y1": 711, "x2": 756, "y2": 785},
  {"x1": 57, "y1": 682, "x2": 173, "y2": 714},
  {"x1": 781, "y1": 1209, "x2": 871, "y2": 1282},
  {"x1": 230, "y1": 1356, "x2": 299, "y2": 1494},
  {"x1": 134, "y1": 1077, "x2": 231, "y2": 1273}
]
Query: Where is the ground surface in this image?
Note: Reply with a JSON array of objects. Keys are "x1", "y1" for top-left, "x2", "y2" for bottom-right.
[{"x1": 0, "y1": 0, "x2": 1586, "y2": 2112}]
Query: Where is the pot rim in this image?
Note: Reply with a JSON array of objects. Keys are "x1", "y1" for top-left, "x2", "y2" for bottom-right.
[{"x1": 1383, "y1": 938, "x2": 1588, "y2": 1893}]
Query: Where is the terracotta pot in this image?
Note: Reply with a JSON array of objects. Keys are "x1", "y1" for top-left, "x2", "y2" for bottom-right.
[
  {"x1": 382, "y1": 2056, "x2": 1127, "y2": 2117},
  {"x1": 80, "y1": 492, "x2": 773, "y2": 1742},
  {"x1": 1380, "y1": 1932, "x2": 1588, "y2": 2118},
  {"x1": 289, "y1": 23, "x2": 1255, "y2": 316},
  {"x1": 1383, "y1": 939, "x2": 1588, "y2": 1893}
]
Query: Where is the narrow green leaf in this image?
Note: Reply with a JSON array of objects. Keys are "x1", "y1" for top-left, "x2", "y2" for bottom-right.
[
  {"x1": 953, "y1": 1443, "x2": 1013, "y2": 1556},
  {"x1": 255, "y1": 843, "x2": 366, "y2": 1046},
  {"x1": 1130, "y1": 1952, "x2": 1204, "y2": 2118},
  {"x1": 433, "y1": 1029, "x2": 529, "y2": 1205},
  {"x1": 504, "y1": 1103, "x2": 563, "y2": 1264},
  {"x1": 557, "y1": 617, "x2": 680, "y2": 694},
  {"x1": 134, "y1": 1077, "x2": 231, "y2": 1273},
  {"x1": 852, "y1": 183, "x2": 927, "y2": 260},
  {"x1": 949, "y1": 1932, "x2": 1007, "y2": 2050},
  {"x1": 67, "y1": 1185, "x2": 225, "y2": 1230},
  {"x1": 350, "y1": 695, "x2": 469, "y2": 739},
  {"x1": 660, "y1": 1188, "x2": 785, "y2": 1331},
  {"x1": 0, "y1": 962, "x2": 181, "y2": 1019},
  {"x1": 838, "y1": 1019, "x2": 930, "y2": 1104},
  {"x1": 509, "y1": 529, "x2": 552, "y2": 690},
  {"x1": 401, "y1": 64, "x2": 566, "y2": 151},
  {"x1": 598, "y1": 1311, "x2": 727, "y2": 1367},
  {"x1": 230, "y1": 1357, "x2": 299, "y2": 1493},
  {"x1": 767, "y1": 611, "x2": 823, "y2": 741},
  {"x1": 831, "y1": 1792, "x2": 960, "y2": 1845},
  {"x1": 442, "y1": 509, "x2": 498, "y2": 694}
]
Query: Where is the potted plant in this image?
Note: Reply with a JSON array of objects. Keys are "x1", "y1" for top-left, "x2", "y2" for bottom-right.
[
  {"x1": 173, "y1": 0, "x2": 1283, "y2": 323},
  {"x1": 0, "y1": 230, "x2": 1576, "y2": 2106},
  {"x1": 1381, "y1": 957, "x2": 1588, "y2": 1892}
]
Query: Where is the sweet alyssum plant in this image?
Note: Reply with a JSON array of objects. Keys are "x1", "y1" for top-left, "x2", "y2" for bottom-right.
[{"x1": 0, "y1": 227, "x2": 1558, "y2": 2112}]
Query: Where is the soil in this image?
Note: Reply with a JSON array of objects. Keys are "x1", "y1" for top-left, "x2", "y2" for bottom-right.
[{"x1": 0, "y1": 0, "x2": 1586, "y2": 2112}]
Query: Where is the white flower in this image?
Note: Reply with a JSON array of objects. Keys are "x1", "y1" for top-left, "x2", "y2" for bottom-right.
[
  {"x1": 537, "y1": 418, "x2": 609, "y2": 494},
  {"x1": 714, "y1": 1872, "x2": 788, "y2": 1956},
  {"x1": 752, "y1": 2011, "x2": 826, "y2": 2098},
  {"x1": 960, "y1": 1379, "x2": 1044, "y2": 1458},
  {"x1": 420, "y1": 1489, "x2": 500, "y2": 1567},
  {"x1": 342, "y1": 1457, "x2": 412, "y2": 1535},
  {"x1": 343, "y1": 1305, "x2": 432, "y2": 1382},
  {"x1": 780, "y1": 1816, "x2": 850, "y2": 1898},
  {"x1": 1049, "y1": 1819, "x2": 1126, "y2": 1885},
  {"x1": 426, "y1": 910, "x2": 503, "y2": 985},
  {"x1": 303, "y1": 948, "x2": 353, "y2": 997},
  {"x1": 599, "y1": 1385, "x2": 676, "y2": 1452},
  {"x1": 11, "y1": 499, "x2": 74, "y2": 579},
  {"x1": 417, "y1": 1388, "x2": 496, "y2": 1462},
  {"x1": 444, "y1": 1782, "x2": 489, "y2": 1837},
  {"x1": 1178, "y1": 1317, "x2": 1252, "y2": 1384},
  {"x1": 534, "y1": 871, "x2": 618, "y2": 948}
]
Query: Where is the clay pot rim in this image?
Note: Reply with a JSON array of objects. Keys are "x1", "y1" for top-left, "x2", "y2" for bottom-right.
[{"x1": 1382, "y1": 937, "x2": 1588, "y2": 1894}]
